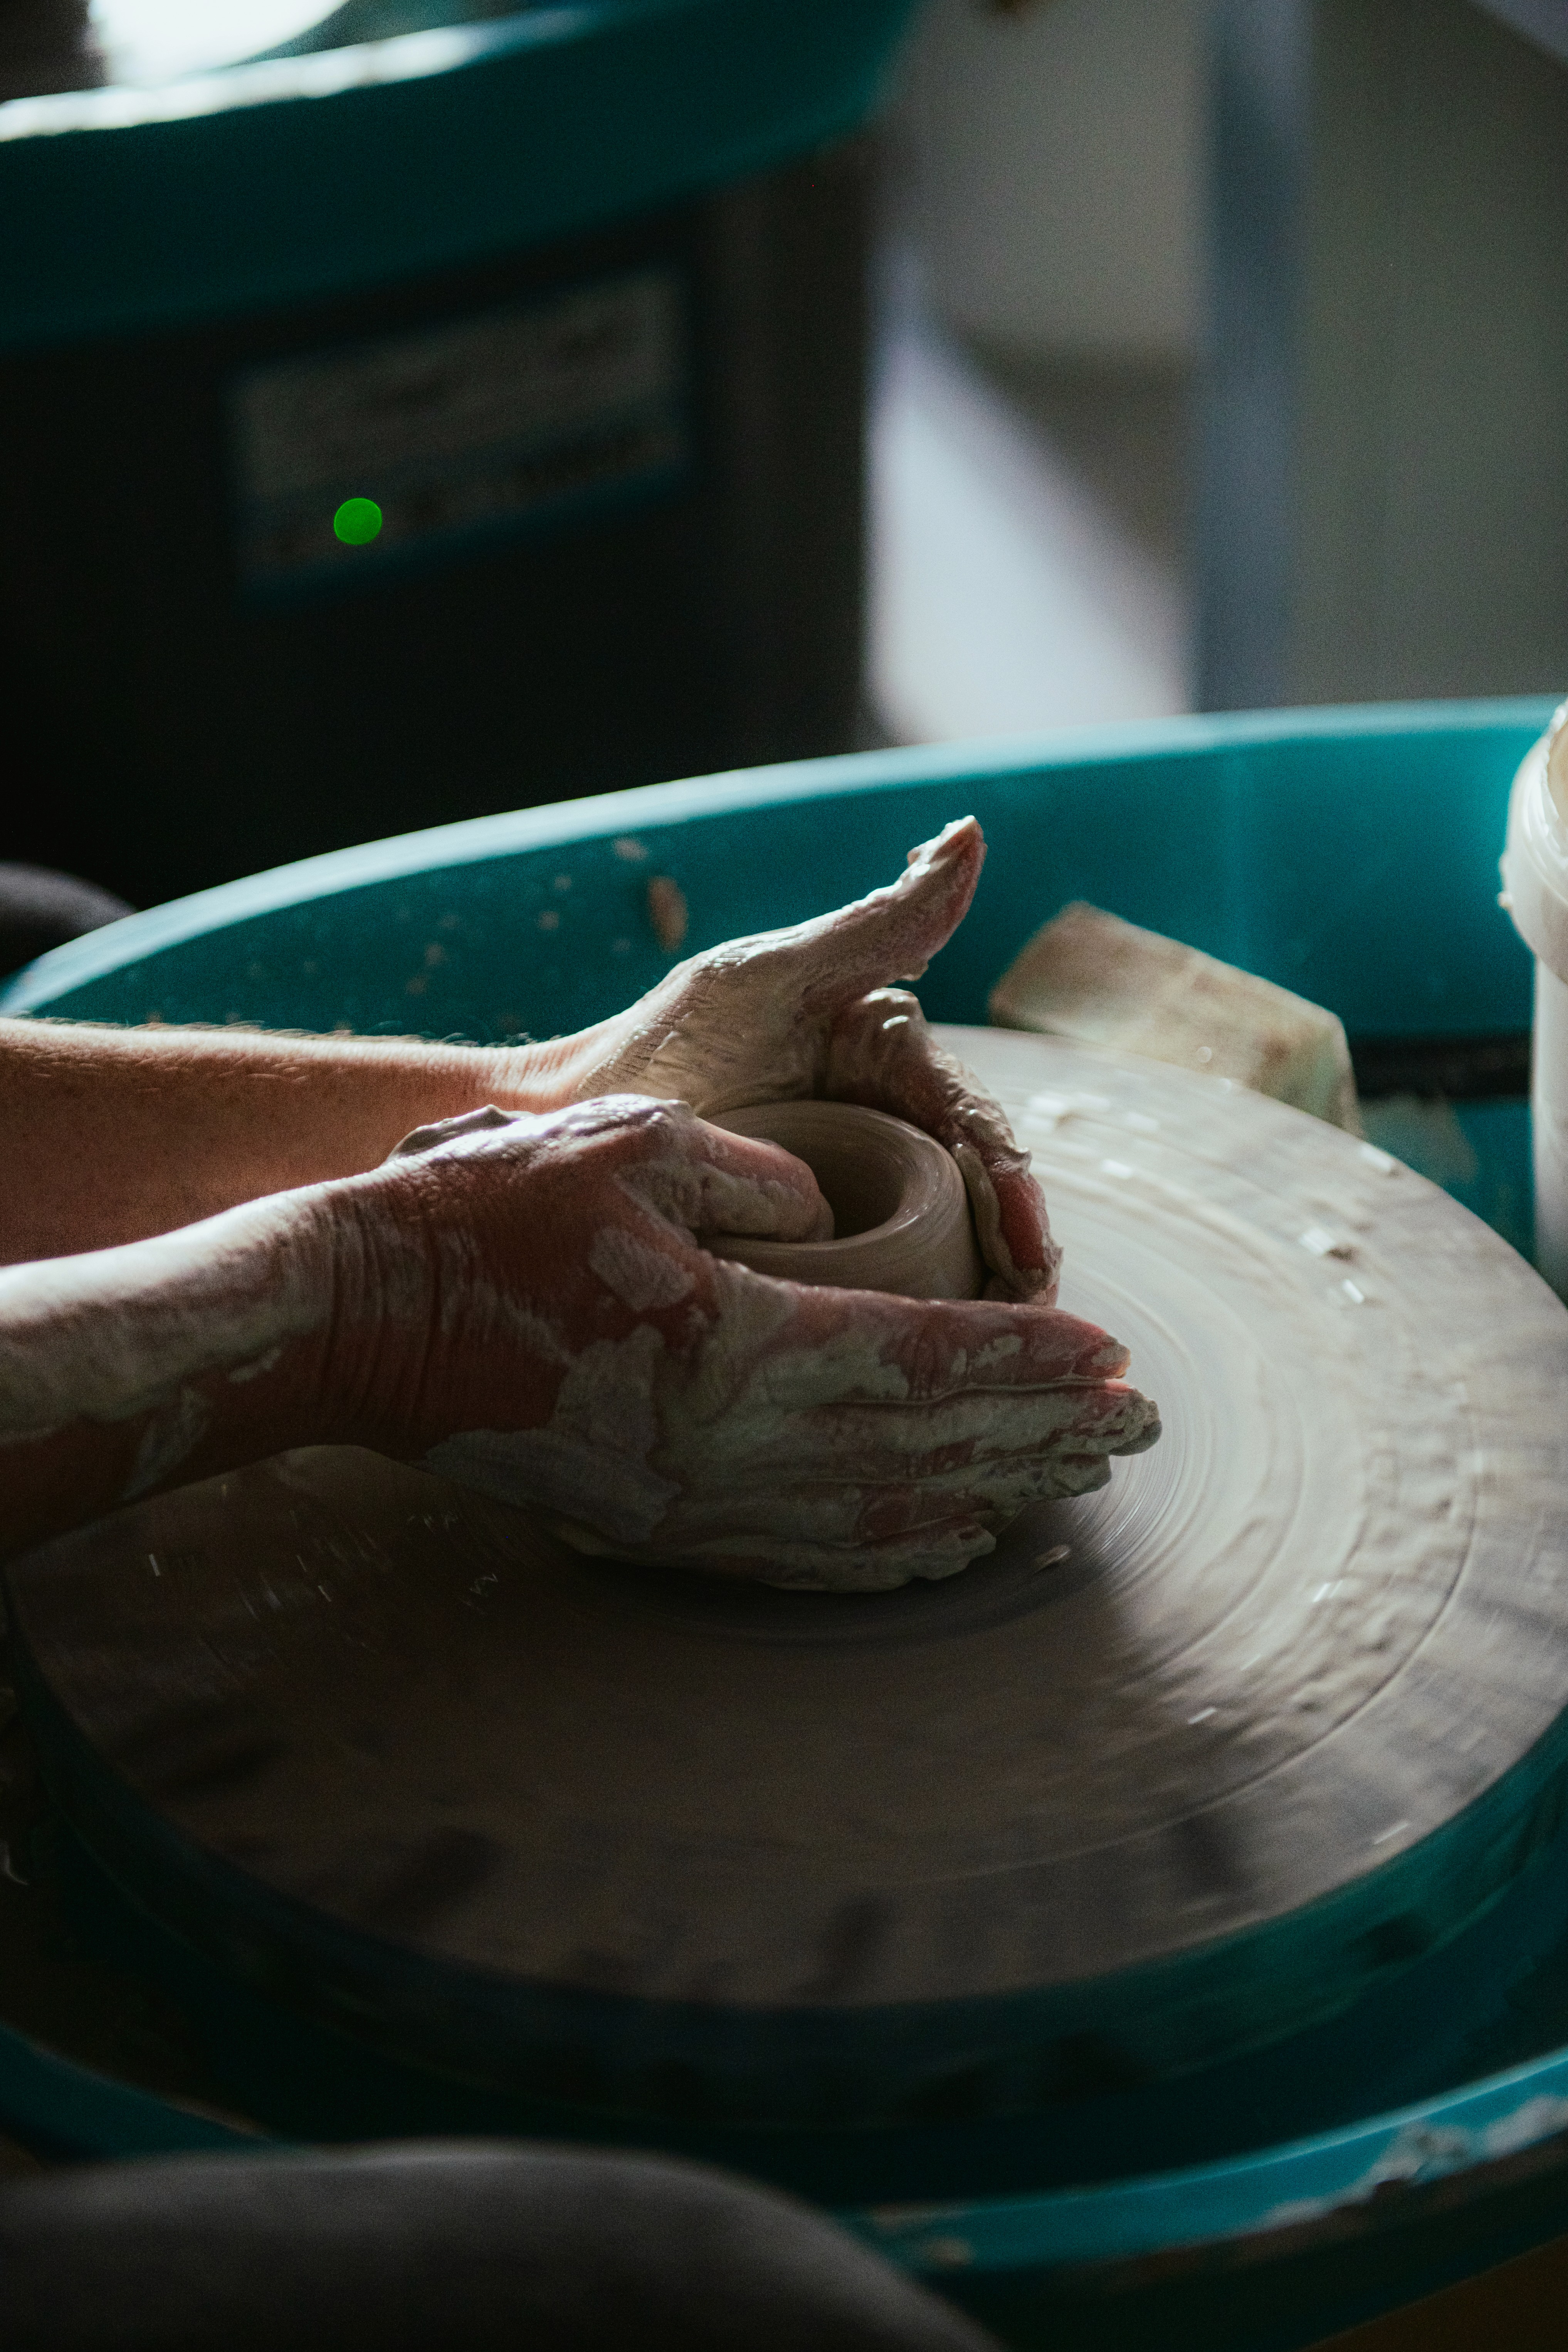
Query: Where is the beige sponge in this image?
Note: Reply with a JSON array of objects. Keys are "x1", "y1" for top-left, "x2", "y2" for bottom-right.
[{"x1": 989, "y1": 901, "x2": 1361, "y2": 1133}]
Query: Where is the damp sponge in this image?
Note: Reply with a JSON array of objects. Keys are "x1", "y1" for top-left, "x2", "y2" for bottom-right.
[{"x1": 990, "y1": 901, "x2": 1361, "y2": 1132}]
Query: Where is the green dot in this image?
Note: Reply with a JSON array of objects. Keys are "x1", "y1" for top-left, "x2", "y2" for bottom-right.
[{"x1": 333, "y1": 497, "x2": 383, "y2": 546}]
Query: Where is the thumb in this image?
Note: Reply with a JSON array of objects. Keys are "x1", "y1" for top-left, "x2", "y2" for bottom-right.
[
  {"x1": 682, "y1": 819, "x2": 985, "y2": 1017},
  {"x1": 793, "y1": 816, "x2": 986, "y2": 1012}
]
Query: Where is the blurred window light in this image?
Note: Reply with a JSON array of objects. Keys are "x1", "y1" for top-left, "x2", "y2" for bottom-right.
[{"x1": 88, "y1": 0, "x2": 346, "y2": 84}]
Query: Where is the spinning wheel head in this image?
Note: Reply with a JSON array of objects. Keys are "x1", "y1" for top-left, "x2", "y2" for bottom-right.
[{"x1": 9, "y1": 1032, "x2": 1568, "y2": 2134}]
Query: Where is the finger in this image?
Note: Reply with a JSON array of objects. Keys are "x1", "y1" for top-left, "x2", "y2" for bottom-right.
[
  {"x1": 959, "y1": 1146, "x2": 1062, "y2": 1302},
  {"x1": 386, "y1": 1104, "x2": 521, "y2": 1161},
  {"x1": 607, "y1": 1099, "x2": 834, "y2": 1243},
  {"x1": 671, "y1": 817, "x2": 985, "y2": 1026},
  {"x1": 555, "y1": 1507, "x2": 1001, "y2": 1590},
  {"x1": 647, "y1": 1520, "x2": 1000, "y2": 1589},
  {"x1": 791, "y1": 816, "x2": 985, "y2": 1010},
  {"x1": 724, "y1": 1272, "x2": 1128, "y2": 1403},
  {"x1": 811, "y1": 1382, "x2": 1159, "y2": 1473},
  {"x1": 676, "y1": 1376, "x2": 1159, "y2": 1494},
  {"x1": 805, "y1": 815, "x2": 986, "y2": 1005},
  {"x1": 825, "y1": 991, "x2": 1061, "y2": 1298},
  {"x1": 626, "y1": 1376, "x2": 1159, "y2": 1588}
]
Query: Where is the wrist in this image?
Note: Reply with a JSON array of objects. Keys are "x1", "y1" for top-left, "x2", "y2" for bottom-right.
[
  {"x1": 126, "y1": 1186, "x2": 353, "y2": 1469},
  {"x1": 477, "y1": 1015, "x2": 634, "y2": 1115},
  {"x1": 303, "y1": 1163, "x2": 439, "y2": 1458},
  {"x1": 0, "y1": 1183, "x2": 355, "y2": 1554}
]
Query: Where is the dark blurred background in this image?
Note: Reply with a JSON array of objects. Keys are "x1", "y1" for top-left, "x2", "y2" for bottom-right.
[
  {"x1": 2, "y1": 0, "x2": 1566, "y2": 927},
  {"x1": 875, "y1": 0, "x2": 1568, "y2": 737}
]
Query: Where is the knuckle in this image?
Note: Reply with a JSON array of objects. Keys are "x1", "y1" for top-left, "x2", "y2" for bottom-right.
[{"x1": 577, "y1": 1092, "x2": 694, "y2": 1143}]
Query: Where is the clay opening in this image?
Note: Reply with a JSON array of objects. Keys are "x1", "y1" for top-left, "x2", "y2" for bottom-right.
[{"x1": 781, "y1": 1124, "x2": 906, "y2": 1240}]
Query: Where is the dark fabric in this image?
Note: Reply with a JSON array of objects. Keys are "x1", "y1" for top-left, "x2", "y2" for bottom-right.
[
  {"x1": 0, "y1": 862, "x2": 132, "y2": 977},
  {"x1": 0, "y1": 2139, "x2": 999, "y2": 2352}
]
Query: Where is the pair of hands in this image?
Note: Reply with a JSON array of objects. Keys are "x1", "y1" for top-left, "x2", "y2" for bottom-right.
[
  {"x1": 311, "y1": 819, "x2": 1158, "y2": 1588},
  {"x1": 530, "y1": 816, "x2": 1060, "y2": 1303}
]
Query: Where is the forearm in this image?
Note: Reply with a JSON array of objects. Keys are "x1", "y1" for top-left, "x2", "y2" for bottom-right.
[
  {"x1": 0, "y1": 1018, "x2": 584, "y2": 1263},
  {"x1": 0, "y1": 1189, "x2": 350, "y2": 1558}
]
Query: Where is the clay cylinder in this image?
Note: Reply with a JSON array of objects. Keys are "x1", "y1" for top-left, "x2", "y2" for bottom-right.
[{"x1": 706, "y1": 1100, "x2": 985, "y2": 1299}]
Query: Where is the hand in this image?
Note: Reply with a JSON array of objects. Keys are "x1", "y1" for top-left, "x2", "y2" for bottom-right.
[
  {"x1": 536, "y1": 818, "x2": 1060, "y2": 1302},
  {"x1": 328, "y1": 1097, "x2": 1159, "y2": 1590}
]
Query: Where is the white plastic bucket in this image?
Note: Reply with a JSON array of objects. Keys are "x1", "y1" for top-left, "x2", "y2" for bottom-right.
[{"x1": 1501, "y1": 699, "x2": 1568, "y2": 1297}]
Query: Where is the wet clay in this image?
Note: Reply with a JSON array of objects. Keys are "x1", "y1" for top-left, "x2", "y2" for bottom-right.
[{"x1": 706, "y1": 1101, "x2": 985, "y2": 1299}]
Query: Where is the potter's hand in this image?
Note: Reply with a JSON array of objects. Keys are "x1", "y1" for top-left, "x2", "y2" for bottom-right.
[
  {"x1": 540, "y1": 819, "x2": 1059, "y2": 1302},
  {"x1": 333, "y1": 1098, "x2": 1158, "y2": 1589}
]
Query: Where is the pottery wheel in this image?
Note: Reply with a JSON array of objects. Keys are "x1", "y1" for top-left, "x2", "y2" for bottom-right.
[{"x1": 10, "y1": 1028, "x2": 1568, "y2": 2130}]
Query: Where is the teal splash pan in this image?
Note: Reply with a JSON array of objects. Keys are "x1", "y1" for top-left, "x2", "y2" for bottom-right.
[
  {"x1": 0, "y1": 0, "x2": 919, "y2": 351},
  {"x1": 3, "y1": 700, "x2": 1568, "y2": 2352}
]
